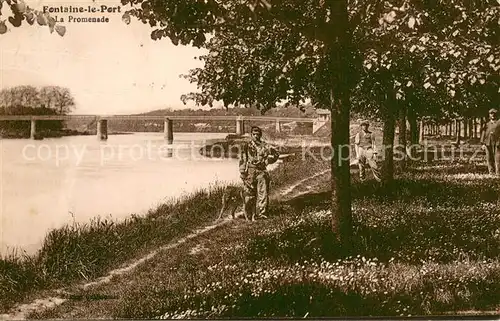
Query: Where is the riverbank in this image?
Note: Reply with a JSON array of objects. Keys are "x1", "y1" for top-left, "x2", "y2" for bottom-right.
[{"x1": 199, "y1": 133, "x2": 330, "y2": 159}]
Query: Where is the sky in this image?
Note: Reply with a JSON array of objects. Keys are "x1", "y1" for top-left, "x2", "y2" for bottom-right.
[{"x1": 0, "y1": 0, "x2": 212, "y2": 115}]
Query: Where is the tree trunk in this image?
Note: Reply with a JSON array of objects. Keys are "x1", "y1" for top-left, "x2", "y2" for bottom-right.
[
  {"x1": 326, "y1": 0, "x2": 353, "y2": 246},
  {"x1": 329, "y1": 89, "x2": 353, "y2": 246},
  {"x1": 466, "y1": 118, "x2": 470, "y2": 138},
  {"x1": 408, "y1": 108, "x2": 418, "y2": 145},
  {"x1": 472, "y1": 118, "x2": 477, "y2": 138},
  {"x1": 419, "y1": 119, "x2": 424, "y2": 144},
  {"x1": 464, "y1": 118, "x2": 471, "y2": 140},
  {"x1": 398, "y1": 104, "x2": 407, "y2": 170},
  {"x1": 382, "y1": 97, "x2": 396, "y2": 183},
  {"x1": 455, "y1": 119, "x2": 461, "y2": 145},
  {"x1": 463, "y1": 117, "x2": 468, "y2": 139},
  {"x1": 480, "y1": 117, "x2": 485, "y2": 141},
  {"x1": 469, "y1": 118, "x2": 473, "y2": 138}
]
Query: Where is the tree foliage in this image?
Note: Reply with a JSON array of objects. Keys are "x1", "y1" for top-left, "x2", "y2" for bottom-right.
[
  {"x1": 120, "y1": 0, "x2": 499, "y2": 117},
  {"x1": 39, "y1": 86, "x2": 76, "y2": 114},
  {"x1": 355, "y1": 0, "x2": 499, "y2": 117},
  {"x1": 121, "y1": 0, "x2": 363, "y2": 111},
  {"x1": 0, "y1": 85, "x2": 75, "y2": 114},
  {"x1": 0, "y1": 85, "x2": 75, "y2": 137},
  {"x1": 0, "y1": 0, "x2": 66, "y2": 36}
]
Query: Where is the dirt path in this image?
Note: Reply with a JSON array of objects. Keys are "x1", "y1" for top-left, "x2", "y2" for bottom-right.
[
  {"x1": 280, "y1": 169, "x2": 330, "y2": 198},
  {"x1": 0, "y1": 172, "x2": 322, "y2": 320},
  {"x1": 0, "y1": 215, "x2": 236, "y2": 321}
]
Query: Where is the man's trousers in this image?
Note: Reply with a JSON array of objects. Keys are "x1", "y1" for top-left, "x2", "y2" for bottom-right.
[
  {"x1": 485, "y1": 144, "x2": 500, "y2": 176},
  {"x1": 242, "y1": 167, "x2": 270, "y2": 219},
  {"x1": 358, "y1": 147, "x2": 381, "y2": 181}
]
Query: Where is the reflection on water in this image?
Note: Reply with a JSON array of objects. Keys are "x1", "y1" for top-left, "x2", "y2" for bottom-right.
[{"x1": 0, "y1": 133, "x2": 239, "y2": 255}]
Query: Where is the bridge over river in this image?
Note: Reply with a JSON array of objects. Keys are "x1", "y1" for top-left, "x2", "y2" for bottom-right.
[{"x1": 0, "y1": 115, "x2": 320, "y2": 141}]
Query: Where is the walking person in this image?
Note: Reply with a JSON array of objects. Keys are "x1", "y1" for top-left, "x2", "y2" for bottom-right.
[
  {"x1": 239, "y1": 126, "x2": 280, "y2": 221},
  {"x1": 480, "y1": 108, "x2": 500, "y2": 176},
  {"x1": 354, "y1": 120, "x2": 381, "y2": 182}
]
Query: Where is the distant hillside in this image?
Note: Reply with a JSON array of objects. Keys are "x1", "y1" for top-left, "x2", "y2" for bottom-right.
[{"x1": 137, "y1": 105, "x2": 318, "y2": 118}]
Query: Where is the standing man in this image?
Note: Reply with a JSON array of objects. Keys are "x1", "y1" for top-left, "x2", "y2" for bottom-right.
[
  {"x1": 480, "y1": 108, "x2": 500, "y2": 176},
  {"x1": 354, "y1": 120, "x2": 381, "y2": 182},
  {"x1": 239, "y1": 126, "x2": 280, "y2": 221}
]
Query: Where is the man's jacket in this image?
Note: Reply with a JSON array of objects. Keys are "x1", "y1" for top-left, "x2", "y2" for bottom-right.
[
  {"x1": 354, "y1": 130, "x2": 376, "y2": 149},
  {"x1": 480, "y1": 120, "x2": 500, "y2": 145},
  {"x1": 239, "y1": 140, "x2": 280, "y2": 173}
]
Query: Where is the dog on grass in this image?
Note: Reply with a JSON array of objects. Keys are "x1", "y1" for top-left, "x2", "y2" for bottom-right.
[{"x1": 217, "y1": 186, "x2": 247, "y2": 221}]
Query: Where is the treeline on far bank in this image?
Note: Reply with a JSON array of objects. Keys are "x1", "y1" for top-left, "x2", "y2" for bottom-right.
[{"x1": 0, "y1": 85, "x2": 77, "y2": 138}]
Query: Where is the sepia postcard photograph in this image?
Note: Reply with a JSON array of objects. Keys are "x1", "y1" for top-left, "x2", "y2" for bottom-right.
[{"x1": 0, "y1": 0, "x2": 499, "y2": 319}]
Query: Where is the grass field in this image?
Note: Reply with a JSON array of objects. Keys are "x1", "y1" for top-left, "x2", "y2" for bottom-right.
[{"x1": 110, "y1": 158, "x2": 500, "y2": 318}]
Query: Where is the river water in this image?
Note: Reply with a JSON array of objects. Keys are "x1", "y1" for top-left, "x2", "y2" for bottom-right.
[{"x1": 0, "y1": 133, "x2": 241, "y2": 256}]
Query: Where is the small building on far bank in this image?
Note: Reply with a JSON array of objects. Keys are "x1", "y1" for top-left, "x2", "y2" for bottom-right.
[
  {"x1": 313, "y1": 109, "x2": 331, "y2": 134},
  {"x1": 316, "y1": 109, "x2": 331, "y2": 122}
]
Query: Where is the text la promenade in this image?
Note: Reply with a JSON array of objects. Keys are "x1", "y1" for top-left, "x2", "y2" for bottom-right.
[{"x1": 42, "y1": 5, "x2": 122, "y2": 23}]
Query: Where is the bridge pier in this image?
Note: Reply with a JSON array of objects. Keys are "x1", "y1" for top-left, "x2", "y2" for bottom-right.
[
  {"x1": 275, "y1": 119, "x2": 281, "y2": 133},
  {"x1": 97, "y1": 118, "x2": 108, "y2": 141},
  {"x1": 30, "y1": 119, "x2": 37, "y2": 139},
  {"x1": 164, "y1": 118, "x2": 173, "y2": 144},
  {"x1": 236, "y1": 116, "x2": 245, "y2": 135}
]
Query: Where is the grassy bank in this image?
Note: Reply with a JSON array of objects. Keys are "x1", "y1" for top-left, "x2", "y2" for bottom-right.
[
  {"x1": 24, "y1": 139, "x2": 500, "y2": 319},
  {"x1": 0, "y1": 185, "x2": 229, "y2": 311},
  {"x1": 107, "y1": 159, "x2": 500, "y2": 318},
  {"x1": 0, "y1": 154, "x2": 328, "y2": 313}
]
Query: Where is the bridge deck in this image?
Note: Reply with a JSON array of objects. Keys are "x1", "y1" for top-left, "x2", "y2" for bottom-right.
[{"x1": 0, "y1": 115, "x2": 316, "y2": 122}]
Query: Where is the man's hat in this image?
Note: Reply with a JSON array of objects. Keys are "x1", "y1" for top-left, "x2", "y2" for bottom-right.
[
  {"x1": 489, "y1": 108, "x2": 497, "y2": 114},
  {"x1": 251, "y1": 126, "x2": 262, "y2": 133}
]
